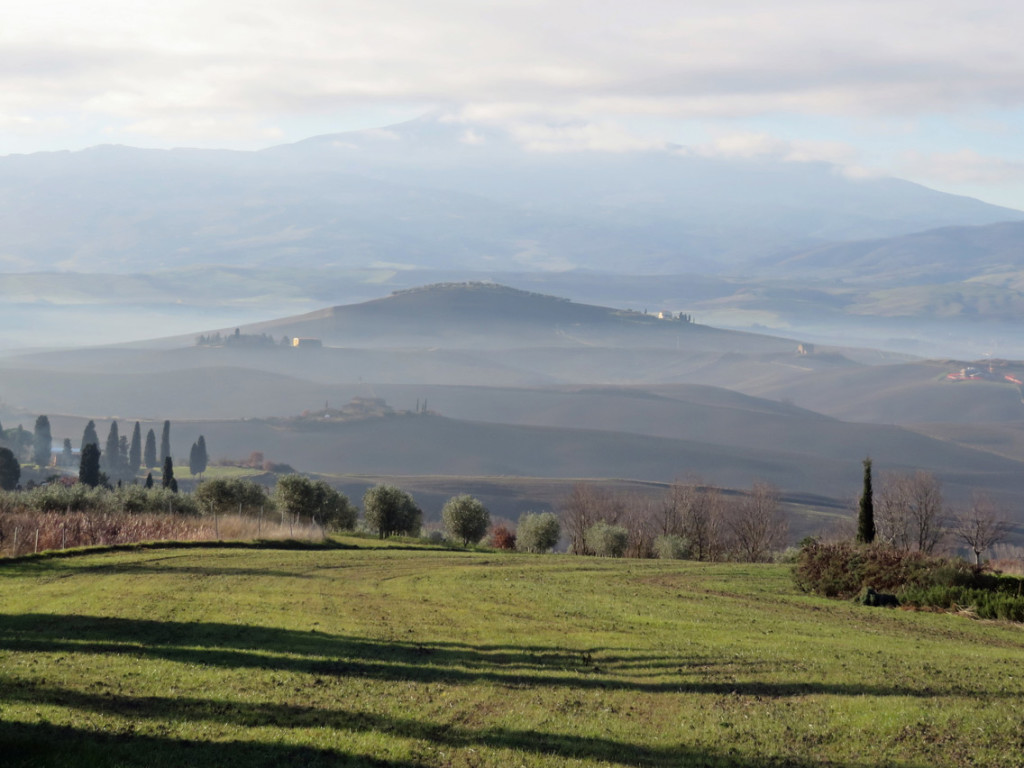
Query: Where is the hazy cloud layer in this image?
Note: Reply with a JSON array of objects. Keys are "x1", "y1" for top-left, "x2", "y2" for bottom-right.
[{"x1": 2, "y1": 1, "x2": 1024, "y2": 206}]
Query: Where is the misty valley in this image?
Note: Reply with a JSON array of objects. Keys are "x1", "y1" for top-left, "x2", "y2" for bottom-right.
[
  {"x1": 2, "y1": 281, "x2": 1024, "y2": 557},
  {"x1": 4, "y1": 116, "x2": 1024, "y2": 768}
]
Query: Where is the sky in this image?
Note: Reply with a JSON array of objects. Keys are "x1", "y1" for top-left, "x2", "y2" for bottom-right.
[{"x1": 4, "y1": 0, "x2": 1024, "y2": 209}]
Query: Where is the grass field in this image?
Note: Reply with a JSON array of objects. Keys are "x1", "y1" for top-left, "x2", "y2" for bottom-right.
[{"x1": 2, "y1": 540, "x2": 1023, "y2": 767}]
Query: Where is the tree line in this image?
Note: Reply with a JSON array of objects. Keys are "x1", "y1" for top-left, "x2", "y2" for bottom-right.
[
  {"x1": 0, "y1": 416, "x2": 209, "y2": 496},
  {"x1": 1, "y1": 420, "x2": 1016, "y2": 564},
  {"x1": 854, "y1": 457, "x2": 1012, "y2": 565}
]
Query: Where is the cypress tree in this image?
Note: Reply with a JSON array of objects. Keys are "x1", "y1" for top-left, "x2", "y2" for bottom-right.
[
  {"x1": 129, "y1": 421, "x2": 142, "y2": 473},
  {"x1": 32, "y1": 414, "x2": 52, "y2": 467},
  {"x1": 81, "y1": 420, "x2": 99, "y2": 451},
  {"x1": 79, "y1": 443, "x2": 101, "y2": 488},
  {"x1": 144, "y1": 472, "x2": 154, "y2": 489},
  {"x1": 857, "y1": 457, "x2": 875, "y2": 544},
  {"x1": 160, "y1": 420, "x2": 171, "y2": 464},
  {"x1": 0, "y1": 446, "x2": 20, "y2": 491},
  {"x1": 162, "y1": 455, "x2": 176, "y2": 492},
  {"x1": 62, "y1": 438, "x2": 73, "y2": 467},
  {"x1": 103, "y1": 421, "x2": 121, "y2": 476},
  {"x1": 144, "y1": 429, "x2": 157, "y2": 469},
  {"x1": 196, "y1": 435, "x2": 208, "y2": 477}
]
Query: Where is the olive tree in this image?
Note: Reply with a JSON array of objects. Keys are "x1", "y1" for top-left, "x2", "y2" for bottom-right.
[
  {"x1": 362, "y1": 484, "x2": 421, "y2": 538},
  {"x1": 654, "y1": 534, "x2": 691, "y2": 559},
  {"x1": 516, "y1": 511, "x2": 561, "y2": 553},
  {"x1": 274, "y1": 475, "x2": 356, "y2": 530},
  {"x1": 585, "y1": 521, "x2": 629, "y2": 557},
  {"x1": 441, "y1": 494, "x2": 490, "y2": 546},
  {"x1": 197, "y1": 478, "x2": 272, "y2": 517}
]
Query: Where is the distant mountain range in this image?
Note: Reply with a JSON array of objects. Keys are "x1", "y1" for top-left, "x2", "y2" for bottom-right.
[{"x1": 1, "y1": 115, "x2": 1021, "y2": 276}]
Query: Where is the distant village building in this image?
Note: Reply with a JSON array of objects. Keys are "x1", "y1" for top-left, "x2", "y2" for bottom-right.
[
  {"x1": 797, "y1": 343, "x2": 815, "y2": 356},
  {"x1": 291, "y1": 338, "x2": 323, "y2": 349}
]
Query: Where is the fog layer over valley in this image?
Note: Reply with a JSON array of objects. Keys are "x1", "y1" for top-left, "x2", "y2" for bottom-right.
[
  {"x1": 5, "y1": 117, "x2": 1024, "y2": 358},
  {"x1": 3, "y1": 122, "x2": 1024, "y2": 542},
  {"x1": 4, "y1": 283, "x2": 1024, "y2": 538}
]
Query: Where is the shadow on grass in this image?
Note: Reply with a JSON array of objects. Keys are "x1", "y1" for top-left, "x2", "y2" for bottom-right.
[
  {"x1": 0, "y1": 720, "x2": 418, "y2": 768},
  {"x1": 0, "y1": 613, "x2": 977, "y2": 699},
  {"x1": 0, "y1": 698, "x2": 921, "y2": 768},
  {"x1": 0, "y1": 537, "x2": 365, "y2": 566}
]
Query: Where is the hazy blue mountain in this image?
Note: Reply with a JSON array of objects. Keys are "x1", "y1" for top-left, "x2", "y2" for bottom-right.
[
  {"x1": 0, "y1": 116, "x2": 1020, "y2": 276},
  {"x1": 763, "y1": 220, "x2": 1024, "y2": 283}
]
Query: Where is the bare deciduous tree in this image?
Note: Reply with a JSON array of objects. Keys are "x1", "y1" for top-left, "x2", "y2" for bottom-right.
[
  {"x1": 667, "y1": 479, "x2": 727, "y2": 561},
  {"x1": 621, "y1": 493, "x2": 659, "y2": 558},
  {"x1": 876, "y1": 471, "x2": 946, "y2": 554},
  {"x1": 561, "y1": 483, "x2": 623, "y2": 555},
  {"x1": 729, "y1": 481, "x2": 788, "y2": 562},
  {"x1": 952, "y1": 493, "x2": 1012, "y2": 565}
]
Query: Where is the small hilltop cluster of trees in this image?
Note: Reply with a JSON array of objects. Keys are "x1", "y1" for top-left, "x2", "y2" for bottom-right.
[{"x1": 194, "y1": 329, "x2": 281, "y2": 347}]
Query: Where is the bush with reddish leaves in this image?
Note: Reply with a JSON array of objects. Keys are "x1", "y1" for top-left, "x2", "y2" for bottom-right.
[{"x1": 489, "y1": 524, "x2": 516, "y2": 550}]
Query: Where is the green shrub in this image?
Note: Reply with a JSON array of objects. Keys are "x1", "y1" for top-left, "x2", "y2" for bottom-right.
[
  {"x1": 516, "y1": 512, "x2": 560, "y2": 553},
  {"x1": 441, "y1": 495, "x2": 490, "y2": 546},
  {"x1": 362, "y1": 485, "x2": 421, "y2": 538},
  {"x1": 654, "y1": 534, "x2": 691, "y2": 560},
  {"x1": 585, "y1": 521, "x2": 628, "y2": 558},
  {"x1": 792, "y1": 541, "x2": 866, "y2": 598},
  {"x1": 795, "y1": 539, "x2": 1024, "y2": 622}
]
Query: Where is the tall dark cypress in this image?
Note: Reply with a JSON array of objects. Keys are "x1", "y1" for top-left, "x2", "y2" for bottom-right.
[
  {"x1": 857, "y1": 457, "x2": 875, "y2": 544},
  {"x1": 129, "y1": 421, "x2": 142, "y2": 473},
  {"x1": 160, "y1": 420, "x2": 171, "y2": 464},
  {"x1": 104, "y1": 421, "x2": 121, "y2": 476},
  {"x1": 144, "y1": 429, "x2": 158, "y2": 469},
  {"x1": 32, "y1": 415, "x2": 52, "y2": 467},
  {"x1": 79, "y1": 443, "x2": 101, "y2": 488},
  {"x1": 196, "y1": 435, "x2": 208, "y2": 477},
  {"x1": 81, "y1": 420, "x2": 100, "y2": 451},
  {"x1": 162, "y1": 455, "x2": 176, "y2": 492}
]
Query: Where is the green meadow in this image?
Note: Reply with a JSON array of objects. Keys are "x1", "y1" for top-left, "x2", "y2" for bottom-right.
[{"x1": 1, "y1": 540, "x2": 1022, "y2": 767}]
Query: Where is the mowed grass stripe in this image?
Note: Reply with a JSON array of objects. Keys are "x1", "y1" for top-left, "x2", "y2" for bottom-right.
[{"x1": 1, "y1": 540, "x2": 1023, "y2": 767}]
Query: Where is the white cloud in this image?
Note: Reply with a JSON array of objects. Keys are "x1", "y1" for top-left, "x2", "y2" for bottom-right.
[
  {"x1": 691, "y1": 132, "x2": 870, "y2": 172},
  {"x1": 898, "y1": 149, "x2": 1024, "y2": 186},
  {"x1": 3, "y1": 1, "x2": 1024, "y2": 142},
  {"x1": 1, "y1": 0, "x2": 1024, "y2": 211}
]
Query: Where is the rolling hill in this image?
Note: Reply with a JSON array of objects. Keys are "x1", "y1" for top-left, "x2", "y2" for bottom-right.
[{"x1": 4, "y1": 282, "x2": 1024, "y2": 531}]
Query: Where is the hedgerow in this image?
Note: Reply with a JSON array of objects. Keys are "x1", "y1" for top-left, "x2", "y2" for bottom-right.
[{"x1": 793, "y1": 539, "x2": 1024, "y2": 621}]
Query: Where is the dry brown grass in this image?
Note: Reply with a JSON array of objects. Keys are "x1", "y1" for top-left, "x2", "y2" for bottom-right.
[
  {"x1": 990, "y1": 544, "x2": 1024, "y2": 575},
  {"x1": 0, "y1": 511, "x2": 324, "y2": 558}
]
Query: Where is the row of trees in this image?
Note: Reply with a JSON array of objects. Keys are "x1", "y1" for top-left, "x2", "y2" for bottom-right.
[
  {"x1": 560, "y1": 480, "x2": 788, "y2": 562},
  {"x1": 3, "y1": 439, "x2": 1015, "y2": 563},
  {"x1": 78, "y1": 419, "x2": 179, "y2": 482},
  {"x1": 0, "y1": 415, "x2": 204, "y2": 485}
]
